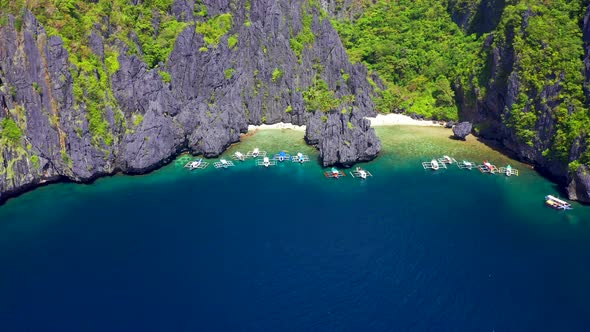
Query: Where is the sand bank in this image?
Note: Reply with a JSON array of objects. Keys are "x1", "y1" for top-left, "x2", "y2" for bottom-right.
[
  {"x1": 247, "y1": 122, "x2": 306, "y2": 132},
  {"x1": 366, "y1": 114, "x2": 443, "y2": 127}
]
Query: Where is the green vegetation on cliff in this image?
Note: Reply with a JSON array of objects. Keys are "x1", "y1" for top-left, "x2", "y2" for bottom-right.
[
  {"x1": 0, "y1": 118, "x2": 23, "y2": 145},
  {"x1": 2, "y1": 0, "x2": 190, "y2": 147},
  {"x1": 497, "y1": 1, "x2": 588, "y2": 163},
  {"x1": 333, "y1": 0, "x2": 481, "y2": 120},
  {"x1": 196, "y1": 13, "x2": 233, "y2": 48},
  {"x1": 334, "y1": 0, "x2": 590, "y2": 169}
]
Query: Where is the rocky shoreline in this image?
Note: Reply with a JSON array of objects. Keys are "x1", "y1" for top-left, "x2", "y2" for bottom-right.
[{"x1": 0, "y1": 2, "x2": 381, "y2": 203}]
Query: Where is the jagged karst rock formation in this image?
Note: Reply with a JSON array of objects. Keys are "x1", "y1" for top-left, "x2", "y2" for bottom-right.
[
  {"x1": 0, "y1": 0, "x2": 380, "y2": 202},
  {"x1": 567, "y1": 164, "x2": 590, "y2": 202},
  {"x1": 447, "y1": 0, "x2": 505, "y2": 35},
  {"x1": 452, "y1": 122, "x2": 472, "y2": 140},
  {"x1": 450, "y1": 2, "x2": 590, "y2": 203}
]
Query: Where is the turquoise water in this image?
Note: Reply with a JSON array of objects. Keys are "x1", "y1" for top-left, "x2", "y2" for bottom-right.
[{"x1": 1, "y1": 126, "x2": 589, "y2": 331}]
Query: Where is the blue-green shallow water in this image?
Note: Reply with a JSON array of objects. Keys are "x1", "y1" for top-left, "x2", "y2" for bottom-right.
[{"x1": 1, "y1": 127, "x2": 589, "y2": 331}]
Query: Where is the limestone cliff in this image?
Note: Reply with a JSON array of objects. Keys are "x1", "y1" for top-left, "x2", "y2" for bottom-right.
[
  {"x1": 0, "y1": 0, "x2": 380, "y2": 202},
  {"x1": 452, "y1": 1, "x2": 590, "y2": 203}
]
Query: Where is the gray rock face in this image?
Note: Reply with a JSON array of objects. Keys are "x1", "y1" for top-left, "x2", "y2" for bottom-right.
[
  {"x1": 452, "y1": 122, "x2": 472, "y2": 140},
  {"x1": 453, "y1": 6, "x2": 590, "y2": 203},
  {"x1": 447, "y1": 0, "x2": 505, "y2": 35},
  {"x1": 567, "y1": 165, "x2": 590, "y2": 203},
  {"x1": 318, "y1": 0, "x2": 367, "y2": 20},
  {"x1": 0, "y1": 0, "x2": 380, "y2": 202}
]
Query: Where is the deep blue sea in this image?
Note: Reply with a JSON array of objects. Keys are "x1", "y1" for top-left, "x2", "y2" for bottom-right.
[{"x1": 1, "y1": 127, "x2": 589, "y2": 331}]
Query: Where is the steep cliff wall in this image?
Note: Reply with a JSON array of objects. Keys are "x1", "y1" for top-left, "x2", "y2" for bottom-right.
[
  {"x1": 447, "y1": 0, "x2": 505, "y2": 35},
  {"x1": 0, "y1": 0, "x2": 380, "y2": 202},
  {"x1": 452, "y1": 1, "x2": 590, "y2": 202}
]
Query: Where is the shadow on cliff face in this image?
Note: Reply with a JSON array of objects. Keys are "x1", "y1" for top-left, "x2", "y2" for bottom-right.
[{"x1": 0, "y1": 0, "x2": 381, "y2": 203}]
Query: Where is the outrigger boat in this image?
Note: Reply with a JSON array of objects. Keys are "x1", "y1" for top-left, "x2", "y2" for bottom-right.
[
  {"x1": 233, "y1": 151, "x2": 245, "y2": 161},
  {"x1": 422, "y1": 159, "x2": 446, "y2": 170},
  {"x1": 432, "y1": 159, "x2": 439, "y2": 170},
  {"x1": 457, "y1": 160, "x2": 475, "y2": 170},
  {"x1": 478, "y1": 160, "x2": 498, "y2": 174},
  {"x1": 499, "y1": 164, "x2": 519, "y2": 177},
  {"x1": 438, "y1": 155, "x2": 456, "y2": 164},
  {"x1": 292, "y1": 152, "x2": 310, "y2": 163},
  {"x1": 545, "y1": 195, "x2": 572, "y2": 210},
  {"x1": 213, "y1": 158, "x2": 235, "y2": 169},
  {"x1": 274, "y1": 151, "x2": 291, "y2": 162},
  {"x1": 324, "y1": 167, "x2": 346, "y2": 179},
  {"x1": 247, "y1": 148, "x2": 266, "y2": 158},
  {"x1": 256, "y1": 156, "x2": 276, "y2": 167},
  {"x1": 184, "y1": 158, "x2": 209, "y2": 170},
  {"x1": 350, "y1": 166, "x2": 372, "y2": 179}
]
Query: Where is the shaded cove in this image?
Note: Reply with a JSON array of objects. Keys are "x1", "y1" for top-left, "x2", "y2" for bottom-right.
[{"x1": 1, "y1": 127, "x2": 589, "y2": 331}]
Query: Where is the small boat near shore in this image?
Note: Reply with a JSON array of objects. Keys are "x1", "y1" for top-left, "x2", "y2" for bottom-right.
[
  {"x1": 422, "y1": 159, "x2": 446, "y2": 170},
  {"x1": 350, "y1": 167, "x2": 372, "y2": 179},
  {"x1": 233, "y1": 151, "x2": 245, "y2": 161},
  {"x1": 457, "y1": 160, "x2": 475, "y2": 170},
  {"x1": 499, "y1": 165, "x2": 519, "y2": 177},
  {"x1": 184, "y1": 158, "x2": 209, "y2": 170},
  {"x1": 545, "y1": 195, "x2": 572, "y2": 210},
  {"x1": 292, "y1": 152, "x2": 310, "y2": 163},
  {"x1": 478, "y1": 160, "x2": 498, "y2": 174},
  {"x1": 256, "y1": 156, "x2": 276, "y2": 167},
  {"x1": 274, "y1": 151, "x2": 291, "y2": 162},
  {"x1": 438, "y1": 155, "x2": 457, "y2": 164},
  {"x1": 324, "y1": 167, "x2": 346, "y2": 179},
  {"x1": 247, "y1": 148, "x2": 267, "y2": 158},
  {"x1": 214, "y1": 159, "x2": 235, "y2": 169}
]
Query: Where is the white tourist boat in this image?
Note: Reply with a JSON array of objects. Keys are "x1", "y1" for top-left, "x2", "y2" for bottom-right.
[{"x1": 431, "y1": 159, "x2": 439, "y2": 170}]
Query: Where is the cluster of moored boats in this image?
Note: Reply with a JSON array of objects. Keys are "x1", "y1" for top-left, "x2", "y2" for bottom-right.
[
  {"x1": 422, "y1": 155, "x2": 519, "y2": 176},
  {"x1": 183, "y1": 152, "x2": 573, "y2": 209},
  {"x1": 183, "y1": 147, "x2": 374, "y2": 180},
  {"x1": 183, "y1": 148, "x2": 310, "y2": 170},
  {"x1": 422, "y1": 155, "x2": 573, "y2": 210}
]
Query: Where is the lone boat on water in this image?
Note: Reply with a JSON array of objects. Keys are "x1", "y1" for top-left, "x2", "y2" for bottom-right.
[{"x1": 545, "y1": 195, "x2": 572, "y2": 210}]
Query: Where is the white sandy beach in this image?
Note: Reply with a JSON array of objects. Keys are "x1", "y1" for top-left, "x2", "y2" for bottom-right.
[
  {"x1": 365, "y1": 113, "x2": 443, "y2": 127},
  {"x1": 246, "y1": 113, "x2": 443, "y2": 132},
  {"x1": 247, "y1": 122, "x2": 307, "y2": 131}
]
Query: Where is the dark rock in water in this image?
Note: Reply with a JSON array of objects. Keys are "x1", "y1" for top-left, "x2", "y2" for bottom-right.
[
  {"x1": 453, "y1": 122, "x2": 472, "y2": 140},
  {"x1": 567, "y1": 165, "x2": 590, "y2": 204},
  {"x1": 445, "y1": 121, "x2": 456, "y2": 129}
]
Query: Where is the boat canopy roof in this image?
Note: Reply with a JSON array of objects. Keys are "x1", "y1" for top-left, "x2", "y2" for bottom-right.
[{"x1": 279, "y1": 151, "x2": 286, "y2": 156}]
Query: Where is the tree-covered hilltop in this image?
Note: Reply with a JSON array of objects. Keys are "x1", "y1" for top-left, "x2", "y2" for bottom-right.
[
  {"x1": 331, "y1": 0, "x2": 590, "y2": 202},
  {"x1": 333, "y1": 0, "x2": 481, "y2": 120}
]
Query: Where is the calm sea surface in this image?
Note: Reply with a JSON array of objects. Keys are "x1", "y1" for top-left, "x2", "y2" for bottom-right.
[{"x1": 1, "y1": 127, "x2": 589, "y2": 331}]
